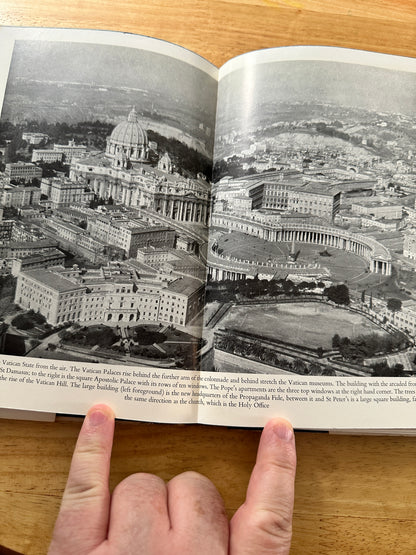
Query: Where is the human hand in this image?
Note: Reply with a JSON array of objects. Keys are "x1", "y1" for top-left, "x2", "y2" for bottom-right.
[{"x1": 49, "y1": 405, "x2": 296, "y2": 554}]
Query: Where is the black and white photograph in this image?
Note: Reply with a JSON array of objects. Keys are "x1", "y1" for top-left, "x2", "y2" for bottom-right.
[
  {"x1": 204, "y1": 49, "x2": 416, "y2": 378},
  {"x1": 0, "y1": 29, "x2": 217, "y2": 370}
]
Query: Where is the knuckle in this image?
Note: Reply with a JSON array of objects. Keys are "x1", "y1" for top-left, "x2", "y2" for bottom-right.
[
  {"x1": 260, "y1": 454, "x2": 297, "y2": 489},
  {"x1": 76, "y1": 439, "x2": 108, "y2": 461},
  {"x1": 169, "y1": 470, "x2": 213, "y2": 492},
  {"x1": 65, "y1": 474, "x2": 107, "y2": 504},
  {"x1": 169, "y1": 471, "x2": 220, "y2": 500},
  {"x1": 174, "y1": 470, "x2": 208, "y2": 482},
  {"x1": 169, "y1": 471, "x2": 227, "y2": 525},
  {"x1": 114, "y1": 472, "x2": 166, "y2": 497},
  {"x1": 231, "y1": 505, "x2": 293, "y2": 554},
  {"x1": 252, "y1": 506, "x2": 293, "y2": 542}
]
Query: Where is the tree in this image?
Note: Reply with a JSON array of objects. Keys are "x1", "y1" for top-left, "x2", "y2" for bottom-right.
[
  {"x1": 324, "y1": 284, "x2": 350, "y2": 305},
  {"x1": 387, "y1": 298, "x2": 402, "y2": 313},
  {"x1": 332, "y1": 334, "x2": 341, "y2": 348},
  {"x1": 392, "y1": 363, "x2": 405, "y2": 377},
  {"x1": 371, "y1": 360, "x2": 404, "y2": 377},
  {"x1": 282, "y1": 279, "x2": 295, "y2": 295},
  {"x1": 321, "y1": 366, "x2": 336, "y2": 376},
  {"x1": 309, "y1": 362, "x2": 324, "y2": 375},
  {"x1": 11, "y1": 313, "x2": 34, "y2": 330},
  {"x1": 58, "y1": 330, "x2": 73, "y2": 341},
  {"x1": 293, "y1": 358, "x2": 307, "y2": 375},
  {"x1": 268, "y1": 279, "x2": 282, "y2": 297},
  {"x1": 11, "y1": 310, "x2": 46, "y2": 330}
]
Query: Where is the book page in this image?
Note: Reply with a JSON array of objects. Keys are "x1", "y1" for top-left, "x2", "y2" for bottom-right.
[
  {"x1": 200, "y1": 46, "x2": 416, "y2": 429},
  {"x1": 0, "y1": 27, "x2": 218, "y2": 423}
]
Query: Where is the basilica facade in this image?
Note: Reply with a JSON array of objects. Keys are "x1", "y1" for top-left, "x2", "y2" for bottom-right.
[{"x1": 69, "y1": 108, "x2": 210, "y2": 225}]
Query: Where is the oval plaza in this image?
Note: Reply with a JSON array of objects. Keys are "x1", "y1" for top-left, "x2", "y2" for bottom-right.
[{"x1": 209, "y1": 172, "x2": 392, "y2": 281}]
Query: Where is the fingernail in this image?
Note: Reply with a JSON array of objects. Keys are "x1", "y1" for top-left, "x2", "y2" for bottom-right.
[
  {"x1": 87, "y1": 405, "x2": 114, "y2": 426},
  {"x1": 273, "y1": 420, "x2": 294, "y2": 442}
]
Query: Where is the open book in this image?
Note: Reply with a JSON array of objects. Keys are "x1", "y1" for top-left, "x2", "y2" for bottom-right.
[{"x1": 1, "y1": 26, "x2": 416, "y2": 431}]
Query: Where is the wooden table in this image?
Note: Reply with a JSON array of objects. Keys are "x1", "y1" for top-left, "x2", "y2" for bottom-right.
[{"x1": 2, "y1": 1, "x2": 416, "y2": 553}]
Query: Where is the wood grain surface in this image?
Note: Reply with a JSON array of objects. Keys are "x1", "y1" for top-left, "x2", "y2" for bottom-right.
[{"x1": 2, "y1": 1, "x2": 416, "y2": 553}]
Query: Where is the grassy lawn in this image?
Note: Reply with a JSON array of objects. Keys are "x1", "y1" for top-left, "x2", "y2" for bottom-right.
[{"x1": 218, "y1": 302, "x2": 388, "y2": 349}]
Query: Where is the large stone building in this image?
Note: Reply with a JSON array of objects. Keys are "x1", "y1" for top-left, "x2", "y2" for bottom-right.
[
  {"x1": 0, "y1": 219, "x2": 15, "y2": 242},
  {"x1": 22, "y1": 132, "x2": 49, "y2": 145},
  {"x1": 5, "y1": 162, "x2": 42, "y2": 183},
  {"x1": 2, "y1": 185, "x2": 41, "y2": 208},
  {"x1": 32, "y1": 150, "x2": 64, "y2": 164},
  {"x1": 158, "y1": 276, "x2": 205, "y2": 326},
  {"x1": 87, "y1": 216, "x2": 176, "y2": 258},
  {"x1": 44, "y1": 217, "x2": 108, "y2": 262},
  {"x1": 32, "y1": 139, "x2": 87, "y2": 164},
  {"x1": 3, "y1": 239, "x2": 59, "y2": 259},
  {"x1": 213, "y1": 172, "x2": 341, "y2": 222},
  {"x1": 15, "y1": 269, "x2": 87, "y2": 324},
  {"x1": 136, "y1": 246, "x2": 172, "y2": 266},
  {"x1": 136, "y1": 247, "x2": 206, "y2": 280},
  {"x1": 383, "y1": 299, "x2": 416, "y2": 335},
  {"x1": 351, "y1": 200, "x2": 402, "y2": 220},
  {"x1": 15, "y1": 264, "x2": 205, "y2": 327},
  {"x1": 53, "y1": 140, "x2": 87, "y2": 163},
  {"x1": 403, "y1": 231, "x2": 416, "y2": 260},
  {"x1": 69, "y1": 108, "x2": 210, "y2": 224},
  {"x1": 41, "y1": 177, "x2": 95, "y2": 208},
  {"x1": 10, "y1": 249, "x2": 66, "y2": 277}
]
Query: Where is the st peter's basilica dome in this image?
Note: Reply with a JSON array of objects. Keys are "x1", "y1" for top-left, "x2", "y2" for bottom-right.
[{"x1": 106, "y1": 107, "x2": 149, "y2": 167}]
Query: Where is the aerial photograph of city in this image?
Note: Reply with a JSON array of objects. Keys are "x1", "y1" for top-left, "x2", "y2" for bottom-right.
[
  {"x1": 3, "y1": 37, "x2": 416, "y2": 379},
  {"x1": 203, "y1": 53, "x2": 416, "y2": 377},
  {"x1": 0, "y1": 35, "x2": 216, "y2": 371}
]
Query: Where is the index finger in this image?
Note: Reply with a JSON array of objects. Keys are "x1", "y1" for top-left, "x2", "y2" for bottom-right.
[
  {"x1": 48, "y1": 404, "x2": 115, "y2": 555},
  {"x1": 246, "y1": 418, "x2": 296, "y2": 511},
  {"x1": 230, "y1": 418, "x2": 296, "y2": 554}
]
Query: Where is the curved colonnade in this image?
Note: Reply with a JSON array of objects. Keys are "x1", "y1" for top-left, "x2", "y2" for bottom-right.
[{"x1": 209, "y1": 213, "x2": 392, "y2": 281}]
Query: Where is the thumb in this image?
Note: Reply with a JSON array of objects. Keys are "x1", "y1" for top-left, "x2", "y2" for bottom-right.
[
  {"x1": 230, "y1": 418, "x2": 296, "y2": 555},
  {"x1": 49, "y1": 404, "x2": 115, "y2": 555}
]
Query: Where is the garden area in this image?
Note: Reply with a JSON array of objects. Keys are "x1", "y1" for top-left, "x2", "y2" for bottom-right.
[
  {"x1": 0, "y1": 274, "x2": 19, "y2": 318},
  {"x1": 11, "y1": 310, "x2": 49, "y2": 332},
  {"x1": 332, "y1": 331, "x2": 408, "y2": 363},
  {"x1": 2, "y1": 309, "x2": 59, "y2": 356},
  {"x1": 59, "y1": 323, "x2": 204, "y2": 369}
]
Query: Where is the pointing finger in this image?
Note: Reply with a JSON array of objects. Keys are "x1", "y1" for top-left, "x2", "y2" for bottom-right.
[
  {"x1": 49, "y1": 404, "x2": 115, "y2": 555},
  {"x1": 230, "y1": 418, "x2": 296, "y2": 554}
]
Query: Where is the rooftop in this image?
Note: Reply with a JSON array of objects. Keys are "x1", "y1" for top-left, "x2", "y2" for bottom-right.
[
  {"x1": 9, "y1": 239, "x2": 58, "y2": 249},
  {"x1": 19, "y1": 249, "x2": 65, "y2": 264},
  {"x1": 22, "y1": 269, "x2": 83, "y2": 293},
  {"x1": 166, "y1": 276, "x2": 203, "y2": 296}
]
